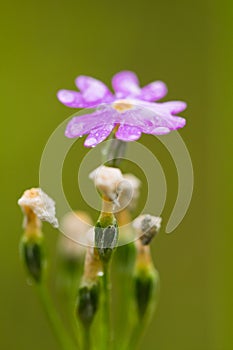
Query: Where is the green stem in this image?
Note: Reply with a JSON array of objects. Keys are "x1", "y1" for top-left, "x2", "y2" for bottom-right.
[
  {"x1": 82, "y1": 327, "x2": 91, "y2": 350},
  {"x1": 37, "y1": 283, "x2": 77, "y2": 350},
  {"x1": 71, "y1": 306, "x2": 82, "y2": 349},
  {"x1": 102, "y1": 135, "x2": 127, "y2": 166},
  {"x1": 127, "y1": 320, "x2": 146, "y2": 350},
  {"x1": 102, "y1": 262, "x2": 111, "y2": 350}
]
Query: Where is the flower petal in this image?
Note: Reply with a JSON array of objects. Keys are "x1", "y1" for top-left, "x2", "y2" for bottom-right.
[
  {"x1": 140, "y1": 81, "x2": 168, "y2": 101},
  {"x1": 119, "y1": 100, "x2": 186, "y2": 134},
  {"x1": 57, "y1": 90, "x2": 87, "y2": 108},
  {"x1": 65, "y1": 108, "x2": 116, "y2": 138},
  {"x1": 162, "y1": 101, "x2": 187, "y2": 114},
  {"x1": 84, "y1": 124, "x2": 115, "y2": 147},
  {"x1": 112, "y1": 71, "x2": 141, "y2": 98},
  {"x1": 115, "y1": 124, "x2": 142, "y2": 141},
  {"x1": 151, "y1": 126, "x2": 171, "y2": 135},
  {"x1": 75, "y1": 75, "x2": 113, "y2": 104},
  {"x1": 149, "y1": 115, "x2": 186, "y2": 134}
]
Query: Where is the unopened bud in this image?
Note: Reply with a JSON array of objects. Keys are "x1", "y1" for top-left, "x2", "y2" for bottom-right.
[
  {"x1": 20, "y1": 233, "x2": 45, "y2": 283},
  {"x1": 133, "y1": 214, "x2": 161, "y2": 245},
  {"x1": 134, "y1": 240, "x2": 159, "y2": 319},
  {"x1": 18, "y1": 188, "x2": 59, "y2": 229},
  {"x1": 89, "y1": 165, "x2": 124, "y2": 203},
  {"x1": 18, "y1": 188, "x2": 58, "y2": 283},
  {"x1": 134, "y1": 268, "x2": 159, "y2": 319},
  {"x1": 77, "y1": 283, "x2": 100, "y2": 330},
  {"x1": 95, "y1": 221, "x2": 118, "y2": 263}
]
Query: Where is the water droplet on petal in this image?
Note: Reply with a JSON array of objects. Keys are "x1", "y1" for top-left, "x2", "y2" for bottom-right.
[
  {"x1": 152, "y1": 126, "x2": 170, "y2": 135},
  {"x1": 84, "y1": 137, "x2": 97, "y2": 147}
]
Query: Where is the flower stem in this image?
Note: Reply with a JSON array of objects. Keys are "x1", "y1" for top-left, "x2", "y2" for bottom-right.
[
  {"x1": 102, "y1": 262, "x2": 111, "y2": 350},
  {"x1": 102, "y1": 136, "x2": 127, "y2": 166},
  {"x1": 82, "y1": 327, "x2": 91, "y2": 350},
  {"x1": 37, "y1": 283, "x2": 76, "y2": 350},
  {"x1": 127, "y1": 320, "x2": 146, "y2": 350}
]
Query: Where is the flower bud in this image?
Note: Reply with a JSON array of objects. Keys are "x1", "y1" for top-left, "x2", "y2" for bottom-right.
[
  {"x1": 89, "y1": 166, "x2": 120, "y2": 262},
  {"x1": 89, "y1": 165, "x2": 124, "y2": 203},
  {"x1": 18, "y1": 188, "x2": 59, "y2": 228},
  {"x1": 20, "y1": 234, "x2": 45, "y2": 283},
  {"x1": 134, "y1": 240, "x2": 159, "y2": 319},
  {"x1": 18, "y1": 188, "x2": 58, "y2": 283},
  {"x1": 95, "y1": 220, "x2": 118, "y2": 263},
  {"x1": 77, "y1": 283, "x2": 100, "y2": 330},
  {"x1": 133, "y1": 214, "x2": 161, "y2": 245}
]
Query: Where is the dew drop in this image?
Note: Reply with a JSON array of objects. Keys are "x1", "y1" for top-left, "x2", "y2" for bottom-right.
[
  {"x1": 84, "y1": 137, "x2": 97, "y2": 147},
  {"x1": 153, "y1": 126, "x2": 170, "y2": 134}
]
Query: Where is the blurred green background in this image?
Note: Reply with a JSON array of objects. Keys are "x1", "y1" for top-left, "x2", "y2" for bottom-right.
[{"x1": 1, "y1": 0, "x2": 232, "y2": 349}]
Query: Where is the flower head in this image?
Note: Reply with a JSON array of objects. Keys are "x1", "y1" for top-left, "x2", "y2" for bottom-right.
[
  {"x1": 133, "y1": 214, "x2": 161, "y2": 245},
  {"x1": 57, "y1": 71, "x2": 187, "y2": 147},
  {"x1": 89, "y1": 165, "x2": 124, "y2": 203},
  {"x1": 18, "y1": 188, "x2": 59, "y2": 228}
]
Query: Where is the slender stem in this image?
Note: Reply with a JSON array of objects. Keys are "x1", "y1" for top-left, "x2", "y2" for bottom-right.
[
  {"x1": 82, "y1": 327, "x2": 91, "y2": 350},
  {"x1": 71, "y1": 305, "x2": 82, "y2": 349},
  {"x1": 126, "y1": 320, "x2": 146, "y2": 350},
  {"x1": 126, "y1": 301, "x2": 158, "y2": 350},
  {"x1": 37, "y1": 283, "x2": 76, "y2": 350},
  {"x1": 102, "y1": 136, "x2": 127, "y2": 166},
  {"x1": 101, "y1": 262, "x2": 111, "y2": 350}
]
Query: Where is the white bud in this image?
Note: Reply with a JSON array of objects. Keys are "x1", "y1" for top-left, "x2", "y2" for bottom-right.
[
  {"x1": 89, "y1": 165, "x2": 124, "y2": 202},
  {"x1": 18, "y1": 188, "x2": 58, "y2": 228}
]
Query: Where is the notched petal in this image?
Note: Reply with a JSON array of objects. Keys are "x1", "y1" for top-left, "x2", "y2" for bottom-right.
[
  {"x1": 162, "y1": 101, "x2": 187, "y2": 114},
  {"x1": 140, "y1": 81, "x2": 168, "y2": 101},
  {"x1": 112, "y1": 71, "x2": 140, "y2": 97},
  {"x1": 57, "y1": 90, "x2": 87, "y2": 108},
  {"x1": 75, "y1": 75, "x2": 113, "y2": 104}
]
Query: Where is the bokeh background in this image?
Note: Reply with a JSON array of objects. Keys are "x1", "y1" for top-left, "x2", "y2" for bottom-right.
[{"x1": 1, "y1": 0, "x2": 232, "y2": 349}]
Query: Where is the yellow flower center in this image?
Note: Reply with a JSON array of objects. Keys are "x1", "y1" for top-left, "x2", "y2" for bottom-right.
[{"x1": 112, "y1": 100, "x2": 133, "y2": 113}]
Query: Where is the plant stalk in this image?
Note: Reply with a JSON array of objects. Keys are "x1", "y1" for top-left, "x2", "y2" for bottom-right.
[{"x1": 37, "y1": 283, "x2": 76, "y2": 350}]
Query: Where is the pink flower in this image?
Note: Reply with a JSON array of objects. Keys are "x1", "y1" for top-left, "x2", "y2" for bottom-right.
[{"x1": 57, "y1": 71, "x2": 186, "y2": 147}]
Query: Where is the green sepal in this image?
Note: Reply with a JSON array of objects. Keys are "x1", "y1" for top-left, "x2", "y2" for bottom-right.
[
  {"x1": 20, "y1": 234, "x2": 45, "y2": 283},
  {"x1": 77, "y1": 283, "x2": 100, "y2": 330},
  {"x1": 95, "y1": 221, "x2": 118, "y2": 263},
  {"x1": 134, "y1": 269, "x2": 159, "y2": 319}
]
